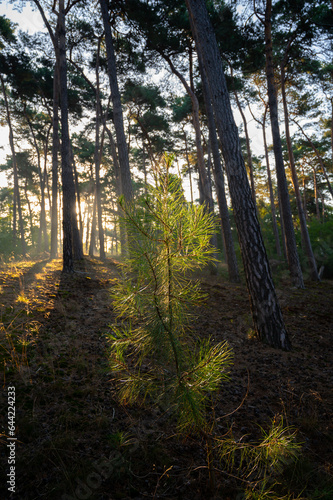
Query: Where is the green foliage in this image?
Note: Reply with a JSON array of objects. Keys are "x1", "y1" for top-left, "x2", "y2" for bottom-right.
[
  {"x1": 218, "y1": 417, "x2": 301, "y2": 499},
  {"x1": 107, "y1": 155, "x2": 233, "y2": 433},
  {"x1": 297, "y1": 218, "x2": 333, "y2": 278}
]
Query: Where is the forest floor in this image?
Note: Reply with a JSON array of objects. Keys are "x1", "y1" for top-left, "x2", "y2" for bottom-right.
[{"x1": 0, "y1": 256, "x2": 332, "y2": 500}]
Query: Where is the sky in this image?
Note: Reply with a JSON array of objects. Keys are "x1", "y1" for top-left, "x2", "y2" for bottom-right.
[{"x1": 0, "y1": 1, "x2": 46, "y2": 186}]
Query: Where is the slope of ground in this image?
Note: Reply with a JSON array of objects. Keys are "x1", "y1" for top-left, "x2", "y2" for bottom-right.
[{"x1": 0, "y1": 257, "x2": 332, "y2": 500}]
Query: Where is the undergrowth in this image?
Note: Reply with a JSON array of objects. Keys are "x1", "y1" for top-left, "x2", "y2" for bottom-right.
[{"x1": 107, "y1": 157, "x2": 301, "y2": 498}]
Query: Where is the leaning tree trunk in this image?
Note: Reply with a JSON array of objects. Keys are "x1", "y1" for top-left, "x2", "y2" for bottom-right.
[
  {"x1": 186, "y1": 0, "x2": 291, "y2": 350},
  {"x1": 281, "y1": 65, "x2": 319, "y2": 281},
  {"x1": 99, "y1": 0, "x2": 133, "y2": 203},
  {"x1": 264, "y1": 0, "x2": 304, "y2": 288}
]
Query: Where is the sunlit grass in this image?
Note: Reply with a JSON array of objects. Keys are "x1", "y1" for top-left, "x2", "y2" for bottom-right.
[
  {"x1": 16, "y1": 292, "x2": 30, "y2": 304},
  {"x1": 0, "y1": 258, "x2": 62, "y2": 379}
]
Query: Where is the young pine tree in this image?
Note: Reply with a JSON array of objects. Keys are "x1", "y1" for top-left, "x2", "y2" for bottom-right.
[
  {"x1": 107, "y1": 157, "x2": 300, "y2": 496},
  {"x1": 108, "y1": 155, "x2": 233, "y2": 434}
]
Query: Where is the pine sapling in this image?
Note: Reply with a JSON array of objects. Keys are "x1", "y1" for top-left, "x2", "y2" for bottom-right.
[{"x1": 107, "y1": 156, "x2": 233, "y2": 487}]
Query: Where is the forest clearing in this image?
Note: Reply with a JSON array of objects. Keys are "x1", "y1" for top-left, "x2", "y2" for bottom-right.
[{"x1": 0, "y1": 256, "x2": 332, "y2": 499}]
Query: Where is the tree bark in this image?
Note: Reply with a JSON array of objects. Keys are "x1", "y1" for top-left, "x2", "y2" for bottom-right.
[
  {"x1": 99, "y1": 0, "x2": 133, "y2": 203},
  {"x1": 263, "y1": 0, "x2": 304, "y2": 288},
  {"x1": 58, "y1": 0, "x2": 83, "y2": 269},
  {"x1": 58, "y1": 0, "x2": 73, "y2": 270},
  {"x1": 186, "y1": 0, "x2": 291, "y2": 350}
]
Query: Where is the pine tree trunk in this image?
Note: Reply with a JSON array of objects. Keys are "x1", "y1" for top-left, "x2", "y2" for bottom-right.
[
  {"x1": 24, "y1": 179, "x2": 34, "y2": 247},
  {"x1": 58, "y1": 0, "x2": 75, "y2": 272},
  {"x1": 0, "y1": 74, "x2": 26, "y2": 256},
  {"x1": 42, "y1": 131, "x2": 50, "y2": 252},
  {"x1": 280, "y1": 66, "x2": 319, "y2": 281},
  {"x1": 293, "y1": 118, "x2": 333, "y2": 200},
  {"x1": 186, "y1": 0, "x2": 291, "y2": 350},
  {"x1": 94, "y1": 41, "x2": 105, "y2": 260},
  {"x1": 232, "y1": 80, "x2": 256, "y2": 205},
  {"x1": 162, "y1": 53, "x2": 214, "y2": 212},
  {"x1": 89, "y1": 193, "x2": 97, "y2": 257},
  {"x1": 183, "y1": 130, "x2": 194, "y2": 204},
  {"x1": 313, "y1": 168, "x2": 321, "y2": 221},
  {"x1": 199, "y1": 58, "x2": 240, "y2": 282},
  {"x1": 262, "y1": 106, "x2": 282, "y2": 257},
  {"x1": 264, "y1": 0, "x2": 304, "y2": 288},
  {"x1": 99, "y1": 0, "x2": 133, "y2": 203},
  {"x1": 25, "y1": 109, "x2": 44, "y2": 253},
  {"x1": 50, "y1": 59, "x2": 59, "y2": 259},
  {"x1": 106, "y1": 125, "x2": 127, "y2": 253}
]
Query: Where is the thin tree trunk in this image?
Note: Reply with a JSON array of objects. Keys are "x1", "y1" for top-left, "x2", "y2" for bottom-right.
[
  {"x1": 248, "y1": 98, "x2": 283, "y2": 257},
  {"x1": 99, "y1": 0, "x2": 133, "y2": 203},
  {"x1": 13, "y1": 180, "x2": 17, "y2": 248},
  {"x1": 50, "y1": 58, "x2": 59, "y2": 259},
  {"x1": 142, "y1": 142, "x2": 148, "y2": 196},
  {"x1": 183, "y1": 130, "x2": 194, "y2": 204},
  {"x1": 293, "y1": 118, "x2": 333, "y2": 200},
  {"x1": 24, "y1": 178, "x2": 34, "y2": 247},
  {"x1": 230, "y1": 68, "x2": 256, "y2": 205},
  {"x1": 42, "y1": 127, "x2": 51, "y2": 252},
  {"x1": 186, "y1": 0, "x2": 291, "y2": 350},
  {"x1": 301, "y1": 166, "x2": 308, "y2": 221},
  {"x1": 312, "y1": 167, "x2": 321, "y2": 221},
  {"x1": 263, "y1": 0, "x2": 304, "y2": 288},
  {"x1": 24, "y1": 107, "x2": 45, "y2": 253},
  {"x1": 105, "y1": 125, "x2": 127, "y2": 253},
  {"x1": 0, "y1": 74, "x2": 26, "y2": 256},
  {"x1": 58, "y1": 0, "x2": 83, "y2": 269},
  {"x1": 331, "y1": 98, "x2": 333, "y2": 170},
  {"x1": 280, "y1": 65, "x2": 319, "y2": 281},
  {"x1": 262, "y1": 105, "x2": 282, "y2": 256},
  {"x1": 321, "y1": 191, "x2": 325, "y2": 220},
  {"x1": 89, "y1": 192, "x2": 97, "y2": 257},
  {"x1": 199, "y1": 57, "x2": 240, "y2": 282},
  {"x1": 94, "y1": 37, "x2": 105, "y2": 259},
  {"x1": 162, "y1": 52, "x2": 213, "y2": 212},
  {"x1": 58, "y1": 0, "x2": 73, "y2": 271},
  {"x1": 70, "y1": 144, "x2": 84, "y2": 254}
]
